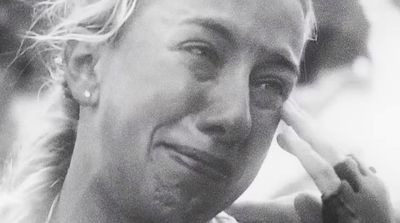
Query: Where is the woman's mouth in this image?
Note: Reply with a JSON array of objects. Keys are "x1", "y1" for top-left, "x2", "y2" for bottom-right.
[{"x1": 155, "y1": 142, "x2": 233, "y2": 182}]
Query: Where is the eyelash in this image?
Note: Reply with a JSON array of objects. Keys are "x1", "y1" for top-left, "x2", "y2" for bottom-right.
[
  {"x1": 180, "y1": 41, "x2": 220, "y2": 64},
  {"x1": 248, "y1": 76, "x2": 290, "y2": 110},
  {"x1": 252, "y1": 77, "x2": 286, "y2": 96}
]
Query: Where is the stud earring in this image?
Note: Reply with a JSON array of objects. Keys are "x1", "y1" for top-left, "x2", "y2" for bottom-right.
[{"x1": 84, "y1": 90, "x2": 91, "y2": 98}]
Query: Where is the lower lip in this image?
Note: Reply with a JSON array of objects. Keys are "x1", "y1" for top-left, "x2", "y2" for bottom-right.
[{"x1": 159, "y1": 145, "x2": 228, "y2": 182}]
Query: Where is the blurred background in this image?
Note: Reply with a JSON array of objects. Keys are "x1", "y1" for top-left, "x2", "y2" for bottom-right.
[
  {"x1": 0, "y1": 0, "x2": 45, "y2": 165},
  {"x1": 0, "y1": 0, "x2": 399, "y2": 215}
]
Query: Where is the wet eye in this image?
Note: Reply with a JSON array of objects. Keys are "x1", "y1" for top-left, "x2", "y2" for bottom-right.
[
  {"x1": 255, "y1": 79, "x2": 284, "y2": 96},
  {"x1": 188, "y1": 46, "x2": 207, "y2": 56},
  {"x1": 250, "y1": 77, "x2": 286, "y2": 110},
  {"x1": 181, "y1": 41, "x2": 220, "y2": 64}
]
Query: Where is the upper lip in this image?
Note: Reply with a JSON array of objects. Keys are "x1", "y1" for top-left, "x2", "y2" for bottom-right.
[{"x1": 155, "y1": 141, "x2": 233, "y2": 181}]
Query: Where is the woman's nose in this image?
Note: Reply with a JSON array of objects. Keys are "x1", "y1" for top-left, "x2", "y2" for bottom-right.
[{"x1": 195, "y1": 77, "x2": 252, "y2": 144}]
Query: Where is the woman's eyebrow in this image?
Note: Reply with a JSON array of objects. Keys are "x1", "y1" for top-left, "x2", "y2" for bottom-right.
[
  {"x1": 180, "y1": 17, "x2": 300, "y2": 76},
  {"x1": 256, "y1": 45, "x2": 301, "y2": 77},
  {"x1": 181, "y1": 17, "x2": 236, "y2": 43},
  {"x1": 256, "y1": 53, "x2": 300, "y2": 78},
  {"x1": 270, "y1": 54, "x2": 300, "y2": 77}
]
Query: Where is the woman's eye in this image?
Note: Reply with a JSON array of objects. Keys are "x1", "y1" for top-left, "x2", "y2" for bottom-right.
[
  {"x1": 250, "y1": 78, "x2": 286, "y2": 109},
  {"x1": 256, "y1": 80, "x2": 284, "y2": 96},
  {"x1": 181, "y1": 42, "x2": 219, "y2": 64},
  {"x1": 188, "y1": 46, "x2": 207, "y2": 56}
]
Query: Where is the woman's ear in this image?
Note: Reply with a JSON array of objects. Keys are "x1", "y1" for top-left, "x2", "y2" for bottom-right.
[{"x1": 64, "y1": 40, "x2": 103, "y2": 107}]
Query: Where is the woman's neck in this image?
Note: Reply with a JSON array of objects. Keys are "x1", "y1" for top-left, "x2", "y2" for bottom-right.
[{"x1": 51, "y1": 120, "x2": 132, "y2": 223}]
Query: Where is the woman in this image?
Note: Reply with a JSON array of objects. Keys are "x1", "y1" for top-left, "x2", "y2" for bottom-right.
[{"x1": 0, "y1": 0, "x2": 395, "y2": 222}]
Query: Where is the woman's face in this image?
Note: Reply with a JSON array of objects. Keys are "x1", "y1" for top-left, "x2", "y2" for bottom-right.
[{"x1": 91, "y1": 0, "x2": 307, "y2": 221}]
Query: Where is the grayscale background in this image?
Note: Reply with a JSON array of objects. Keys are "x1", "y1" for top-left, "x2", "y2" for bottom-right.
[{"x1": 1, "y1": 0, "x2": 399, "y2": 214}]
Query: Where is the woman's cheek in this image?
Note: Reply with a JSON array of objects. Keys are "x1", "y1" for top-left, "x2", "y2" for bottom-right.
[{"x1": 146, "y1": 81, "x2": 205, "y2": 124}]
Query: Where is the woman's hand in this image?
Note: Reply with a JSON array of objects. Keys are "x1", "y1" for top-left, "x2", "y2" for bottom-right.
[
  {"x1": 277, "y1": 99, "x2": 395, "y2": 223},
  {"x1": 277, "y1": 99, "x2": 344, "y2": 197}
]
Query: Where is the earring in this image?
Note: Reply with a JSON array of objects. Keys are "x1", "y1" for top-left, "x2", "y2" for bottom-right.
[{"x1": 84, "y1": 90, "x2": 91, "y2": 98}]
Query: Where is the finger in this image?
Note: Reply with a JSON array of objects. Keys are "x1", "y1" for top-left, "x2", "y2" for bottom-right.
[
  {"x1": 334, "y1": 157, "x2": 363, "y2": 192},
  {"x1": 348, "y1": 154, "x2": 376, "y2": 176},
  {"x1": 281, "y1": 99, "x2": 345, "y2": 165},
  {"x1": 277, "y1": 126, "x2": 341, "y2": 196}
]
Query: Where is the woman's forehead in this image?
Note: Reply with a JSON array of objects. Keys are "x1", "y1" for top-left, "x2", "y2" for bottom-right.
[
  {"x1": 131, "y1": 0, "x2": 307, "y2": 59},
  {"x1": 139, "y1": 0, "x2": 306, "y2": 20},
  {"x1": 137, "y1": 0, "x2": 307, "y2": 36}
]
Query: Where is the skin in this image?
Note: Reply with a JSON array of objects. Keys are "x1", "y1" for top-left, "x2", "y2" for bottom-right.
[{"x1": 56, "y1": 0, "x2": 309, "y2": 222}]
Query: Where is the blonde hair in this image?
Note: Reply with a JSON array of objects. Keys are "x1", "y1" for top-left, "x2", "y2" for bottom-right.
[
  {"x1": 0, "y1": 0, "x2": 315, "y2": 222},
  {"x1": 301, "y1": 0, "x2": 318, "y2": 43},
  {"x1": 0, "y1": 1, "x2": 138, "y2": 222}
]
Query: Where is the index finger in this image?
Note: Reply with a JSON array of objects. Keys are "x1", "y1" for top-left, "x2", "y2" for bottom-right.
[
  {"x1": 277, "y1": 126, "x2": 341, "y2": 196},
  {"x1": 281, "y1": 98, "x2": 345, "y2": 165}
]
